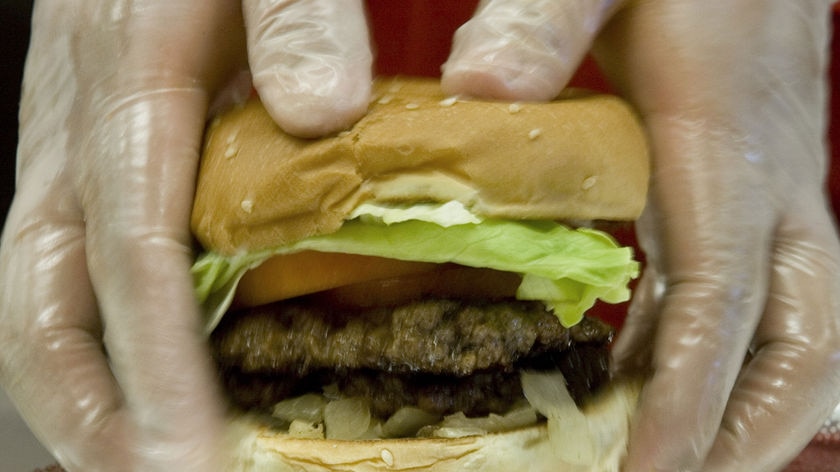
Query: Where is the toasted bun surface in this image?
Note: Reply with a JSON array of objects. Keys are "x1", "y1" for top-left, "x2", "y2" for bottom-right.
[
  {"x1": 192, "y1": 77, "x2": 649, "y2": 256},
  {"x1": 231, "y1": 423, "x2": 560, "y2": 472}
]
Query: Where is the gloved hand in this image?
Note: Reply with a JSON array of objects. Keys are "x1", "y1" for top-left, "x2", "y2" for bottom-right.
[
  {"x1": 443, "y1": 1, "x2": 840, "y2": 471},
  {"x1": 0, "y1": 1, "x2": 370, "y2": 471}
]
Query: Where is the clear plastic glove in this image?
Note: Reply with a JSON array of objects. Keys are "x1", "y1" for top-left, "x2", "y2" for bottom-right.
[
  {"x1": 0, "y1": 1, "x2": 370, "y2": 471},
  {"x1": 443, "y1": 1, "x2": 840, "y2": 471}
]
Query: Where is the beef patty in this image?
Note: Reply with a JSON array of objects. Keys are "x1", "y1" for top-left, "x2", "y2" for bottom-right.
[{"x1": 211, "y1": 297, "x2": 614, "y2": 418}]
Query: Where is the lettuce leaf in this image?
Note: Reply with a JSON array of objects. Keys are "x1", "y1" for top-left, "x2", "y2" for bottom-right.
[{"x1": 192, "y1": 215, "x2": 638, "y2": 334}]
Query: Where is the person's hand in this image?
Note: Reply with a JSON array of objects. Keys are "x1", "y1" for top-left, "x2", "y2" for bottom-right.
[
  {"x1": 0, "y1": 1, "x2": 370, "y2": 470},
  {"x1": 442, "y1": 1, "x2": 840, "y2": 470}
]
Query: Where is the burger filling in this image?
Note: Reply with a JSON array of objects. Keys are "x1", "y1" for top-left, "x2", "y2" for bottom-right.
[
  {"x1": 193, "y1": 202, "x2": 638, "y2": 440},
  {"x1": 212, "y1": 296, "x2": 613, "y2": 419}
]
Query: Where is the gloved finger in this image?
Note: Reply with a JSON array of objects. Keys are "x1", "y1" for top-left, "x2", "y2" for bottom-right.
[
  {"x1": 622, "y1": 265, "x2": 769, "y2": 470},
  {"x1": 0, "y1": 196, "x2": 131, "y2": 470},
  {"x1": 80, "y1": 89, "x2": 225, "y2": 470},
  {"x1": 0, "y1": 5, "x2": 131, "y2": 468},
  {"x1": 620, "y1": 118, "x2": 776, "y2": 472},
  {"x1": 702, "y1": 208, "x2": 840, "y2": 472},
  {"x1": 243, "y1": 0, "x2": 372, "y2": 137},
  {"x1": 67, "y1": 2, "x2": 245, "y2": 469},
  {"x1": 590, "y1": 1, "x2": 838, "y2": 470},
  {"x1": 441, "y1": 0, "x2": 624, "y2": 100}
]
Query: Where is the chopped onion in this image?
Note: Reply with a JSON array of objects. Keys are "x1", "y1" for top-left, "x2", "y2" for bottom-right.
[
  {"x1": 324, "y1": 397, "x2": 372, "y2": 440},
  {"x1": 440, "y1": 403, "x2": 538, "y2": 433},
  {"x1": 421, "y1": 425, "x2": 488, "y2": 439},
  {"x1": 356, "y1": 419, "x2": 386, "y2": 440},
  {"x1": 417, "y1": 402, "x2": 538, "y2": 439},
  {"x1": 272, "y1": 393, "x2": 327, "y2": 424},
  {"x1": 288, "y1": 419, "x2": 325, "y2": 439},
  {"x1": 521, "y1": 370, "x2": 596, "y2": 466},
  {"x1": 383, "y1": 406, "x2": 442, "y2": 438},
  {"x1": 520, "y1": 371, "x2": 640, "y2": 472},
  {"x1": 322, "y1": 383, "x2": 342, "y2": 401}
]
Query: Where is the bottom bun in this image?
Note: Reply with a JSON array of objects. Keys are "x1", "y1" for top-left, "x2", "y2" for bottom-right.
[{"x1": 225, "y1": 379, "x2": 642, "y2": 472}]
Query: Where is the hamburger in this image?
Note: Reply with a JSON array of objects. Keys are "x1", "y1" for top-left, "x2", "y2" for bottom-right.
[{"x1": 190, "y1": 77, "x2": 648, "y2": 471}]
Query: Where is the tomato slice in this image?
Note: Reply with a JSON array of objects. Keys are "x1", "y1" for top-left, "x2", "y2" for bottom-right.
[
  {"x1": 233, "y1": 251, "x2": 522, "y2": 309},
  {"x1": 313, "y1": 264, "x2": 522, "y2": 309},
  {"x1": 234, "y1": 251, "x2": 439, "y2": 307}
]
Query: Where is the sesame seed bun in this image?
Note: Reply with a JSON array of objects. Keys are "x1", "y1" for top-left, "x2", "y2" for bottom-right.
[{"x1": 191, "y1": 77, "x2": 649, "y2": 255}]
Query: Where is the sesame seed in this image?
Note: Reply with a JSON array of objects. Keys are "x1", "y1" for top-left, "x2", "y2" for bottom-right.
[
  {"x1": 380, "y1": 449, "x2": 394, "y2": 467},
  {"x1": 528, "y1": 128, "x2": 542, "y2": 140},
  {"x1": 439, "y1": 96, "x2": 458, "y2": 107},
  {"x1": 508, "y1": 103, "x2": 522, "y2": 114},
  {"x1": 405, "y1": 103, "x2": 420, "y2": 110},
  {"x1": 582, "y1": 176, "x2": 598, "y2": 190},
  {"x1": 240, "y1": 200, "x2": 254, "y2": 213}
]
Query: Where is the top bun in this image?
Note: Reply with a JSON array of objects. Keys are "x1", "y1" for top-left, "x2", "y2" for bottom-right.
[{"x1": 192, "y1": 77, "x2": 649, "y2": 255}]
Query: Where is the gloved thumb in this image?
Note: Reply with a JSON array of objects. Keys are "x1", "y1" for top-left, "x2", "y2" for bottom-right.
[
  {"x1": 242, "y1": 0, "x2": 372, "y2": 137},
  {"x1": 441, "y1": 0, "x2": 623, "y2": 100}
]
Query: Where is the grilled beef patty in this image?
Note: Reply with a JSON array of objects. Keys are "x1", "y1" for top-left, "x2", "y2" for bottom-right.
[{"x1": 211, "y1": 298, "x2": 613, "y2": 418}]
